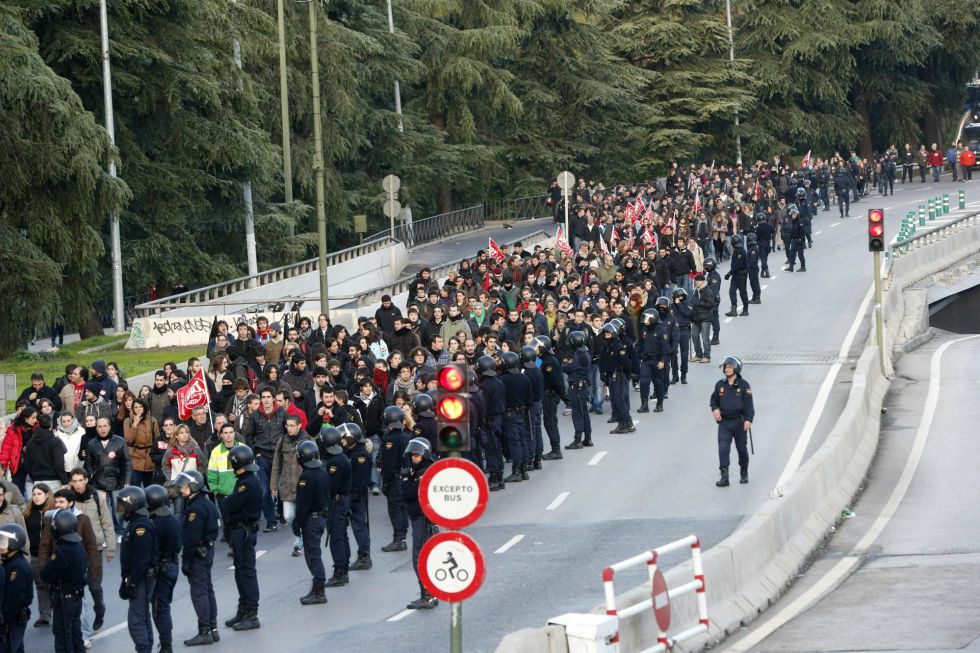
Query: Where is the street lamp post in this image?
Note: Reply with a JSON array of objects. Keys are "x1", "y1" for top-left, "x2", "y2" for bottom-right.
[
  {"x1": 385, "y1": 0, "x2": 404, "y2": 132},
  {"x1": 99, "y1": 0, "x2": 124, "y2": 332},
  {"x1": 230, "y1": 5, "x2": 258, "y2": 285},
  {"x1": 307, "y1": 0, "x2": 329, "y2": 316},
  {"x1": 724, "y1": 0, "x2": 743, "y2": 166},
  {"x1": 277, "y1": 0, "x2": 295, "y2": 239}
]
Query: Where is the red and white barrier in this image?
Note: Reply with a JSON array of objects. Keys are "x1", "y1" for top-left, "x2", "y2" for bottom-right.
[{"x1": 601, "y1": 534, "x2": 708, "y2": 651}]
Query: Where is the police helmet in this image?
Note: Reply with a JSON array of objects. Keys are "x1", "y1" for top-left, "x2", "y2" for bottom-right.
[
  {"x1": 753, "y1": 211, "x2": 766, "y2": 223},
  {"x1": 229, "y1": 444, "x2": 259, "y2": 473},
  {"x1": 533, "y1": 335, "x2": 552, "y2": 353},
  {"x1": 787, "y1": 203, "x2": 800, "y2": 215},
  {"x1": 731, "y1": 234, "x2": 745, "y2": 248},
  {"x1": 703, "y1": 257, "x2": 717, "y2": 272},
  {"x1": 405, "y1": 437, "x2": 431, "y2": 459},
  {"x1": 501, "y1": 351, "x2": 522, "y2": 373},
  {"x1": 296, "y1": 439, "x2": 322, "y2": 469},
  {"x1": 383, "y1": 405, "x2": 405, "y2": 429},
  {"x1": 672, "y1": 287, "x2": 688, "y2": 301},
  {"x1": 51, "y1": 509, "x2": 81, "y2": 543},
  {"x1": 600, "y1": 323, "x2": 618, "y2": 337},
  {"x1": 796, "y1": 187, "x2": 806, "y2": 196},
  {"x1": 0, "y1": 524, "x2": 27, "y2": 553},
  {"x1": 720, "y1": 355, "x2": 743, "y2": 376},
  {"x1": 568, "y1": 330, "x2": 588, "y2": 350},
  {"x1": 144, "y1": 484, "x2": 171, "y2": 516},
  {"x1": 519, "y1": 346, "x2": 538, "y2": 369},
  {"x1": 413, "y1": 393, "x2": 435, "y2": 418},
  {"x1": 803, "y1": 179, "x2": 812, "y2": 186},
  {"x1": 610, "y1": 317, "x2": 626, "y2": 333},
  {"x1": 641, "y1": 308, "x2": 660, "y2": 327},
  {"x1": 654, "y1": 296, "x2": 671, "y2": 311},
  {"x1": 116, "y1": 486, "x2": 148, "y2": 518},
  {"x1": 476, "y1": 355, "x2": 498, "y2": 377},
  {"x1": 319, "y1": 426, "x2": 344, "y2": 455},
  {"x1": 173, "y1": 470, "x2": 205, "y2": 495},
  {"x1": 338, "y1": 422, "x2": 364, "y2": 445},
  {"x1": 467, "y1": 369, "x2": 480, "y2": 392}
]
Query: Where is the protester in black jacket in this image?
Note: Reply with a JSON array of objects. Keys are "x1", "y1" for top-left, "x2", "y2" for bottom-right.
[{"x1": 24, "y1": 415, "x2": 69, "y2": 488}]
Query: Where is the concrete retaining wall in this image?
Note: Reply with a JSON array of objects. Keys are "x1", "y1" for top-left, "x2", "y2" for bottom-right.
[{"x1": 497, "y1": 215, "x2": 980, "y2": 653}]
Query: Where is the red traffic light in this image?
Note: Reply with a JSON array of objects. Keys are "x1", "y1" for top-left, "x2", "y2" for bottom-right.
[
  {"x1": 867, "y1": 208, "x2": 885, "y2": 252},
  {"x1": 869, "y1": 223, "x2": 884, "y2": 237},
  {"x1": 437, "y1": 396, "x2": 466, "y2": 421},
  {"x1": 438, "y1": 365, "x2": 464, "y2": 391},
  {"x1": 868, "y1": 209, "x2": 884, "y2": 223}
]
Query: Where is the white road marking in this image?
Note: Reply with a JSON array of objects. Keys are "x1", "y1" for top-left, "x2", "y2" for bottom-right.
[
  {"x1": 587, "y1": 451, "x2": 608, "y2": 466},
  {"x1": 769, "y1": 275, "x2": 778, "y2": 280},
  {"x1": 815, "y1": 230, "x2": 823, "y2": 235},
  {"x1": 724, "y1": 317, "x2": 733, "y2": 324},
  {"x1": 762, "y1": 285, "x2": 768, "y2": 290},
  {"x1": 546, "y1": 491, "x2": 570, "y2": 510},
  {"x1": 727, "y1": 335, "x2": 980, "y2": 652},
  {"x1": 387, "y1": 609, "x2": 415, "y2": 622},
  {"x1": 830, "y1": 222, "x2": 841, "y2": 228},
  {"x1": 229, "y1": 549, "x2": 267, "y2": 570},
  {"x1": 772, "y1": 284, "x2": 874, "y2": 492},
  {"x1": 495, "y1": 534, "x2": 525, "y2": 554},
  {"x1": 91, "y1": 621, "x2": 128, "y2": 641}
]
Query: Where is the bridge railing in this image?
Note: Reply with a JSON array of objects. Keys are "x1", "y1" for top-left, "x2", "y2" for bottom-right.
[
  {"x1": 485, "y1": 195, "x2": 551, "y2": 222},
  {"x1": 133, "y1": 236, "x2": 397, "y2": 318}
]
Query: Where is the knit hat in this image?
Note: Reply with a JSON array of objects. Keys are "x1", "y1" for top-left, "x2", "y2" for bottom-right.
[
  {"x1": 84, "y1": 382, "x2": 102, "y2": 397},
  {"x1": 270, "y1": 322, "x2": 282, "y2": 332},
  {"x1": 91, "y1": 360, "x2": 106, "y2": 375}
]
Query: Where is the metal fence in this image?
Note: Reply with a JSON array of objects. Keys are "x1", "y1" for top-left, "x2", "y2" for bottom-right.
[
  {"x1": 485, "y1": 194, "x2": 551, "y2": 222},
  {"x1": 393, "y1": 205, "x2": 485, "y2": 249}
]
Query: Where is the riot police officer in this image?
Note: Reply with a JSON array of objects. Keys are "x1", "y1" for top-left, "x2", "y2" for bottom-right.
[
  {"x1": 746, "y1": 233, "x2": 762, "y2": 304},
  {"x1": 784, "y1": 206, "x2": 807, "y2": 272},
  {"x1": 638, "y1": 309, "x2": 669, "y2": 413},
  {"x1": 754, "y1": 217, "x2": 775, "y2": 278},
  {"x1": 703, "y1": 257, "x2": 722, "y2": 345},
  {"x1": 535, "y1": 336, "x2": 566, "y2": 460},
  {"x1": 116, "y1": 486, "x2": 159, "y2": 653},
  {"x1": 341, "y1": 423, "x2": 372, "y2": 571},
  {"x1": 600, "y1": 323, "x2": 635, "y2": 434},
  {"x1": 710, "y1": 356, "x2": 755, "y2": 487},
  {"x1": 477, "y1": 355, "x2": 507, "y2": 490},
  {"x1": 174, "y1": 470, "x2": 220, "y2": 646},
  {"x1": 796, "y1": 189, "x2": 814, "y2": 248},
  {"x1": 378, "y1": 406, "x2": 410, "y2": 548},
  {"x1": 145, "y1": 485, "x2": 181, "y2": 653},
  {"x1": 40, "y1": 510, "x2": 87, "y2": 653},
  {"x1": 222, "y1": 444, "x2": 263, "y2": 631},
  {"x1": 0, "y1": 524, "x2": 33, "y2": 653},
  {"x1": 725, "y1": 235, "x2": 750, "y2": 317},
  {"x1": 320, "y1": 426, "x2": 352, "y2": 587},
  {"x1": 563, "y1": 331, "x2": 593, "y2": 448},
  {"x1": 294, "y1": 439, "x2": 330, "y2": 605},
  {"x1": 466, "y1": 370, "x2": 487, "y2": 468},
  {"x1": 671, "y1": 289, "x2": 693, "y2": 383},
  {"x1": 400, "y1": 438, "x2": 438, "y2": 610},
  {"x1": 521, "y1": 346, "x2": 545, "y2": 469},
  {"x1": 833, "y1": 166, "x2": 853, "y2": 217},
  {"x1": 817, "y1": 163, "x2": 831, "y2": 210},
  {"x1": 500, "y1": 351, "x2": 532, "y2": 482},
  {"x1": 411, "y1": 394, "x2": 436, "y2": 449},
  {"x1": 655, "y1": 296, "x2": 680, "y2": 391}
]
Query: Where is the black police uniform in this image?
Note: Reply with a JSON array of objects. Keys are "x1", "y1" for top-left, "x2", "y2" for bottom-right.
[
  {"x1": 121, "y1": 513, "x2": 159, "y2": 653},
  {"x1": 833, "y1": 170, "x2": 853, "y2": 217},
  {"x1": 324, "y1": 451, "x2": 352, "y2": 582},
  {"x1": 150, "y1": 509, "x2": 182, "y2": 650},
  {"x1": 2, "y1": 548, "x2": 33, "y2": 653},
  {"x1": 746, "y1": 240, "x2": 761, "y2": 302},
  {"x1": 399, "y1": 455, "x2": 436, "y2": 597},
  {"x1": 798, "y1": 199, "x2": 814, "y2": 247},
  {"x1": 787, "y1": 216, "x2": 807, "y2": 272},
  {"x1": 295, "y1": 463, "x2": 331, "y2": 590},
  {"x1": 500, "y1": 370, "x2": 532, "y2": 479},
  {"x1": 467, "y1": 386, "x2": 487, "y2": 468},
  {"x1": 562, "y1": 347, "x2": 592, "y2": 445},
  {"x1": 755, "y1": 221, "x2": 775, "y2": 277},
  {"x1": 539, "y1": 351, "x2": 566, "y2": 456},
  {"x1": 222, "y1": 470, "x2": 262, "y2": 618},
  {"x1": 705, "y1": 267, "x2": 722, "y2": 344},
  {"x1": 181, "y1": 492, "x2": 220, "y2": 638},
  {"x1": 524, "y1": 362, "x2": 545, "y2": 466},
  {"x1": 345, "y1": 442, "x2": 372, "y2": 560},
  {"x1": 710, "y1": 374, "x2": 756, "y2": 477},
  {"x1": 40, "y1": 538, "x2": 87, "y2": 653},
  {"x1": 726, "y1": 244, "x2": 749, "y2": 314},
  {"x1": 672, "y1": 299, "x2": 693, "y2": 381},
  {"x1": 479, "y1": 374, "x2": 507, "y2": 481},
  {"x1": 640, "y1": 321, "x2": 671, "y2": 410},
  {"x1": 413, "y1": 416, "x2": 436, "y2": 451},
  {"x1": 379, "y1": 426, "x2": 410, "y2": 543},
  {"x1": 600, "y1": 335, "x2": 633, "y2": 431}
]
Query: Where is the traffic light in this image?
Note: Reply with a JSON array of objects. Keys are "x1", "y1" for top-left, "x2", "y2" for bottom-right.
[
  {"x1": 435, "y1": 363, "x2": 470, "y2": 453},
  {"x1": 868, "y1": 208, "x2": 885, "y2": 252}
]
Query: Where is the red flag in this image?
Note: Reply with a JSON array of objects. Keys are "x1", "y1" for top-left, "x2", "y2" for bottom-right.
[
  {"x1": 623, "y1": 202, "x2": 635, "y2": 223},
  {"x1": 177, "y1": 368, "x2": 210, "y2": 420},
  {"x1": 611, "y1": 226, "x2": 619, "y2": 243},
  {"x1": 626, "y1": 228, "x2": 635, "y2": 251},
  {"x1": 692, "y1": 189, "x2": 702, "y2": 214},
  {"x1": 488, "y1": 237, "x2": 506, "y2": 263},
  {"x1": 801, "y1": 150, "x2": 812, "y2": 168},
  {"x1": 599, "y1": 237, "x2": 610, "y2": 256},
  {"x1": 642, "y1": 207, "x2": 654, "y2": 223},
  {"x1": 641, "y1": 228, "x2": 657, "y2": 251},
  {"x1": 754, "y1": 179, "x2": 762, "y2": 201},
  {"x1": 555, "y1": 226, "x2": 574, "y2": 257}
]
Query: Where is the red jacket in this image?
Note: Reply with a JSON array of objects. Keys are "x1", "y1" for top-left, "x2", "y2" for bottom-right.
[
  {"x1": 286, "y1": 403, "x2": 308, "y2": 431},
  {"x1": 0, "y1": 425, "x2": 25, "y2": 475},
  {"x1": 927, "y1": 150, "x2": 943, "y2": 167}
]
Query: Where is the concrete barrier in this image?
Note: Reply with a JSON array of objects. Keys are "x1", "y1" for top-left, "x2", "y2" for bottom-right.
[{"x1": 497, "y1": 214, "x2": 980, "y2": 653}]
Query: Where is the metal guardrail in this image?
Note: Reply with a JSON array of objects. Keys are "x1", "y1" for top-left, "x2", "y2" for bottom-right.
[
  {"x1": 397, "y1": 205, "x2": 485, "y2": 249},
  {"x1": 485, "y1": 195, "x2": 550, "y2": 222},
  {"x1": 882, "y1": 209, "x2": 980, "y2": 279},
  {"x1": 134, "y1": 236, "x2": 398, "y2": 317}
]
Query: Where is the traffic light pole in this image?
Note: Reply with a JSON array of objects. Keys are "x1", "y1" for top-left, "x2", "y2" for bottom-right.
[
  {"x1": 873, "y1": 250, "x2": 886, "y2": 376},
  {"x1": 448, "y1": 447, "x2": 462, "y2": 653}
]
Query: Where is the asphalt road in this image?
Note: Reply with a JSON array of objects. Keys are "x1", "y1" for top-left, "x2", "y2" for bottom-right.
[{"x1": 25, "y1": 180, "x2": 972, "y2": 653}]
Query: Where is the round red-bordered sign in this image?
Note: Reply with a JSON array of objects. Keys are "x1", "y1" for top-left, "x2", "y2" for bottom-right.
[
  {"x1": 418, "y1": 531, "x2": 485, "y2": 602},
  {"x1": 418, "y1": 458, "x2": 489, "y2": 530},
  {"x1": 651, "y1": 568, "x2": 671, "y2": 632}
]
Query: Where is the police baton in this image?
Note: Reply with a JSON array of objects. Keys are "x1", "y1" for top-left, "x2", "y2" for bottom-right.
[{"x1": 748, "y1": 427, "x2": 755, "y2": 455}]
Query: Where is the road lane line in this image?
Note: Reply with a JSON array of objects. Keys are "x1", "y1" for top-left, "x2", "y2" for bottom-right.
[
  {"x1": 727, "y1": 334, "x2": 980, "y2": 652},
  {"x1": 762, "y1": 285, "x2": 768, "y2": 290},
  {"x1": 495, "y1": 534, "x2": 525, "y2": 554},
  {"x1": 815, "y1": 230, "x2": 823, "y2": 235},
  {"x1": 724, "y1": 317, "x2": 733, "y2": 324},
  {"x1": 772, "y1": 284, "x2": 873, "y2": 492},
  {"x1": 91, "y1": 621, "x2": 128, "y2": 641},
  {"x1": 769, "y1": 275, "x2": 778, "y2": 280},
  {"x1": 387, "y1": 609, "x2": 415, "y2": 622},
  {"x1": 587, "y1": 451, "x2": 608, "y2": 466},
  {"x1": 230, "y1": 549, "x2": 267, "y2": 570},
  {"x1": 546, "y1": 491, "x2": 570, "y2": 510},
  {"x1": 830, "y1": 222, "x2": 840, "y2": 227}
]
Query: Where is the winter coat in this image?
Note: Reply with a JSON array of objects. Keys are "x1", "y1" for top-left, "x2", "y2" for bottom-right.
[
  {"x1": 242, "y1": 405, "x2": 288, "y2": 457},
  {"x1": 207, "y1": 440, "x2": 243, "y2": 497},
  {"x1": 73, "y1": 488, "x2": 115, "y2": 554},
  {"x1": 54, "y1": 417, "x2": 86, "y2": 472},
  {"x1": 270, "y1": 432, "x2": 313, "y2": 502},
  {"x1": 75, "y1": 397, "x2": 111, "y2": 425},
  {"x1": 162, "y1": 440, "x2": 205, "y2": 481},
  {"x1": 83, "y1": 434, "x2": 131, "y2": 491},
  {"x1": 123, "y1": 415, "x2": 159, "y2": 473},
  {"x1": 388, "y1": 327, "x2": 421, "y2": 358},
  {"x1": 0, "y1": 425, "x2": 25, "y2": 475},
  {"x1": 24, "y1": 429, "x2": 68, "y2": 484}
]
